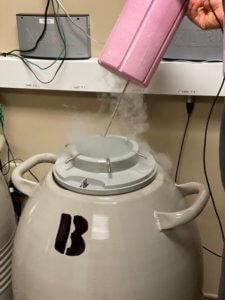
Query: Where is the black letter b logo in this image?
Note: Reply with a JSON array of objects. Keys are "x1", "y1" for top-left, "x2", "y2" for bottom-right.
[{"x1": 55, "y1": 214, "x2": 88, "y2": 256}]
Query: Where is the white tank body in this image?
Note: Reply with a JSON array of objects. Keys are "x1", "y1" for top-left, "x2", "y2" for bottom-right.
[
  {"x1": 11, "y1": 136, "x2": 208, "y2": 300},
  {"x1": 12, "y1": 171, "x2": 205, "y2": 300}
]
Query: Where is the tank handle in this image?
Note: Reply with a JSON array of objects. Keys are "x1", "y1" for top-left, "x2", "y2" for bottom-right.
[
  {"x1": 154, "y1": 182, "x2": 209, "y2": 231},
  {"x1": 12, "y1": 153, "x2": 57, "y2": 197}
]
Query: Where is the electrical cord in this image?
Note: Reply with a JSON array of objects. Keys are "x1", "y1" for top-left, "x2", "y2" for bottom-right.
[
  {"x1": 203, "y1": 246, "x2": 222, "y2": 258},
  {"x1": 0, "y1": 121, "x2": 16, "y2": 166},
  {"x1": 7, "y1": 52, "x2": 63, "y2": 71},
  {"x1": 164, "y1": 1, "x2": 224, "y2": 64},
  {"x1": 174, "y1": 98, "x2": 223, "y2": 258},
  {"x1": 0, "y1": 118, "x2": 18, "y2": 181},
  {"x1": 9, "y1": 53, "x2": 65, "y2": 85},
  {"x1": 208, "y1": 0, "x2": 223, "y2": 32},
  {"x1": 202, "y1": 0, "x2": 225, "y2": 245},
  {"x1": 203, "y1": 77, "x2": 225, "y2": 243},
  {"x1": 5, "y1": 0, "x2": 51, "y2": 55},
  {"x1": 4, "y1": 0, "x2": 67, "y2": 85},
  {"x1": 55, "y1": 0, "x2": 104, "y2": 45},
  {"x1": 17, "y1": 1, "x2": 66, "y2": 71},
  {"x1": 1, "y1": 148, "x2": 11, "y2": 177},
  {"x1": 175, "y1": 97, "x2": 194, "y2": 183},
  {"x1": 193, "y1": 0, "x2": 225, "y2": 257},
  {"x1": 0, "y1": 158, "x2": 39, "y2": 183},
  {"x1": 0, "y1": 105, "x2": 17, "y2": 173},
  {"x1": 0, "y1": 0, "x2": 67, "y2": 84},
  {"x1": 6, "y1": 40, "x2": 66, "y2": 71},
  {"x1": 0, "y1": 105, "x2": 39, "y2": 183}
]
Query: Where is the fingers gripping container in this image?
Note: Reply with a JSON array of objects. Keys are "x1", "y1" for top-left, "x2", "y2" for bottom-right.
[{"x1": 98, "y1": 0, "x2": 188, "y2": 86}]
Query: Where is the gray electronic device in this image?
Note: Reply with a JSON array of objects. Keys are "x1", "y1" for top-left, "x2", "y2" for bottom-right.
[
  {"x1": 164, "y1": 16, "x2": 223, "y2": 62},
  {"x1": 16, "y1": 14, "x2": 91, "y2": 59}
]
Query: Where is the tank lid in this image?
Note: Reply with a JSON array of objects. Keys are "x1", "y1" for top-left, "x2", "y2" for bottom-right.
[{"x1": 53, "y1": 135, "x2": 157, "y2": 195}]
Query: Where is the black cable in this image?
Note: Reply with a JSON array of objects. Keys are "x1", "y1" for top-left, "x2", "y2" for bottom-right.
[
  {"x1": 208, "y1": 0, "x2": 224, "y2": 32},
  {"x1": 175, "y1": 115, "x2": 190, "y2": 182},
  {"x1": 1, "y1": 158, "x2": 39, "y2": 183},
  {"x1": 1, "y1": 159, "x2": 16, "y2": 172},
  {"x1": 175, "y1": 99, "x2": 194, "y2": 182},
  {"x1": 2, "y1": 148, "x2": 11, "y2": 176},
  {"x1": 51, "y1": 0, "x2": 66, "y2": 47},
  {"x1": 6, "y1": 0, "x2": 67, "y2": 85},
  {"x1": 0, "y1": 112, "x2": 39, "y2": 182},
  {"x1": 0, "y1": 121, "x2": 16, "y2": 164},
  {"x1": 0, "y1": 0, "x2": 66, "y2": 84},
  {"x1": 197, "y1": 0, "x2": 225, "y2": 255},
  {"x1": 173, "y1": 98, "x2": 223, "y2": 258},
  {"x1": 10, "y1": 52, "x2": 65, "y2": 85},
  {"x1": 203, "y1": 77, "x2": 225, "y2": 243},
  {"x1": 203, "y1": 246, "x2": 222, "y2": 258},
  {"x1": 6, "y1": 0, "x2": 51, "y2": 55}
]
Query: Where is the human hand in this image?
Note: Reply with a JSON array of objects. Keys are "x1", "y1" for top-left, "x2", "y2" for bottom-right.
[{"x1": 187, "y1": 0, "x2": 224, "y2": 29}]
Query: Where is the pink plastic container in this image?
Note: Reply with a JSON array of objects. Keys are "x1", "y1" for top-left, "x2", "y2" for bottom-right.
[{"x1": 99, "y1": 0, "x2": 188, "y2": 86}]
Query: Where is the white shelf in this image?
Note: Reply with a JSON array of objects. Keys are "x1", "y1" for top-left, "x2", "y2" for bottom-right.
[{"x1": 0, "y1": 57, "x2": 224, "y2": 96}]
